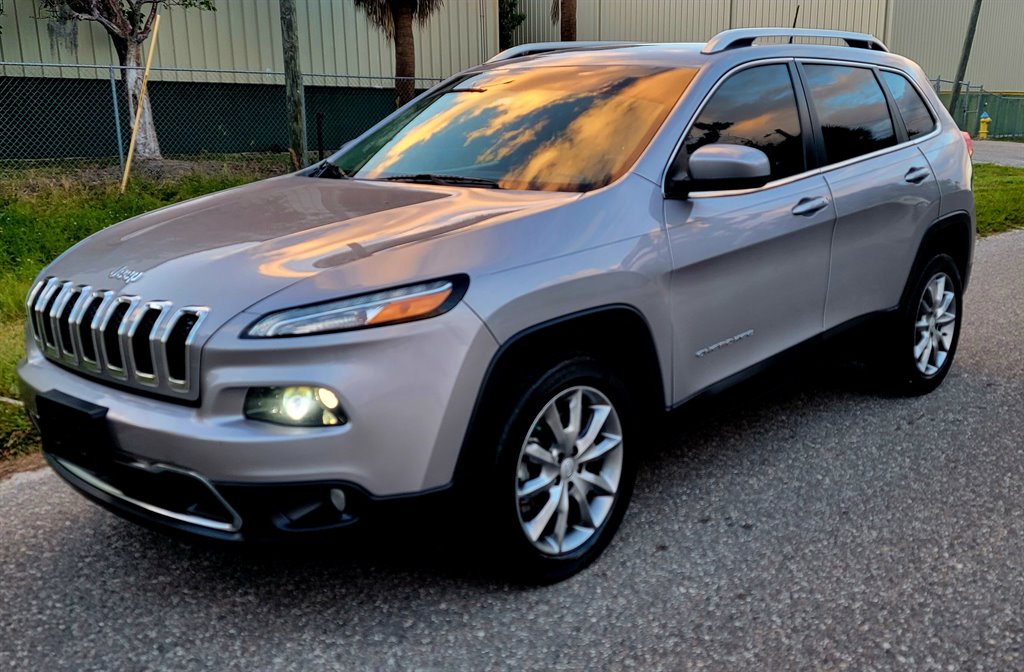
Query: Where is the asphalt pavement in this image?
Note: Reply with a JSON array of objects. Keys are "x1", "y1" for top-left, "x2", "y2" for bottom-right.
[
  {"x1": 2, "y1": 230, "x2": 1023, "y2": 671},
  {"x1": 972, "y1": 139, "x2": 1024, "y2": 167}
]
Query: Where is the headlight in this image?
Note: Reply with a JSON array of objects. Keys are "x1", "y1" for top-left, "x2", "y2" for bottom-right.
[
  {"x1": 244, "y1": 277, "x2": 466, "y2": 338},
  {"x1": 245, "y1": 386, "x2": 347, "y2": 427}
]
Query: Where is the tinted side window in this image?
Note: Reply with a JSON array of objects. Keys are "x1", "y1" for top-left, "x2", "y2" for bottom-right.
[
  {"x1": 881, "y1": 71, "x2": 936, "y2": 139},
  {"x1": 803, "y1": 64, "x2": 896, "y2": 165},
  {"x1": 684, "y1": 64, "x2": 804, "y2": 180}
]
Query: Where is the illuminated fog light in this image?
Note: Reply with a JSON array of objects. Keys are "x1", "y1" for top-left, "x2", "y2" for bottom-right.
[
  {"x1": 244, "y1": 386, "x2": 347, "y2": 427},
  {"x1": 316, "y1": 387, "x2": 339, "y2": 410},
  {"x1": 283, "y1": 386, "x2": 316, "y2": 421}
]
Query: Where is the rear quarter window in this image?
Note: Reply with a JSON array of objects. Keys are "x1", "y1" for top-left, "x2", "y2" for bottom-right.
[
  {"x1": 803, "y1": 64, "x2": 897, "y2": 165},
  {"x1": 880, "y1": 71, "x2": 937, "y2": 139}
]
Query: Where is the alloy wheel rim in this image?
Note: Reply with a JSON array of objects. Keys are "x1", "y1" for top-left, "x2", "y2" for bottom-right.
[
  {"x1": 515, "y1": 386, "x2": 623, "y2": 556},
  {"x1": 914, "y1": 272, "x2": 957, "y2": 376}
]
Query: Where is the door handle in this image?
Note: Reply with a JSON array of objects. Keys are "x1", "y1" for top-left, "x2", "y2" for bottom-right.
[
  {"x1": 905, "y1": 166, "x2": 931, "y2": 184},
  {"x1": 791, "y1": 197, "x2": 829, "y2": 216}
]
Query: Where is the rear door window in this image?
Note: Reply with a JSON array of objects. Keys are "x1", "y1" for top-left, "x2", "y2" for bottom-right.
[
  {"x1": 880, "y1": 71, "x2": 937, "y2": 139},
  {"x1": 803, "y1": 64, "x2": 897, "y2": 165},
  {"x1": 683, "y1": 64, "x2": 805, "y2": 181}
]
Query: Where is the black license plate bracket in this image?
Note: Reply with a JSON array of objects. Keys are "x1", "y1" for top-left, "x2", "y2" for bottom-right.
[{"x1": 35, "y1": 390, "x2": 115, "y2": 470}]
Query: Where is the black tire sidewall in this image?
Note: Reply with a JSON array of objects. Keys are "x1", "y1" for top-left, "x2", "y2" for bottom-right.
[
  {"x1": 893, "y1": 254, "x2": 964, "y2": 394},
  {"x1": 487, "y1": 356, "x2": 638, "y2": 583}
]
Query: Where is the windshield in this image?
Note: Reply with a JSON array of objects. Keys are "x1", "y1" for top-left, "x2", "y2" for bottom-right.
[{"x1": 332, "y1": 64, "x2": 697, "y2": 192}]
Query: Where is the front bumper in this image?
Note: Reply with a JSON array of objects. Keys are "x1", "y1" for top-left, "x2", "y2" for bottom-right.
[
  {"x1": 18, "y1": 302, "x2": 497, "y2": 536},
  {"x1": 44, "y1": 449, "x2": 453, "y2": 542}
]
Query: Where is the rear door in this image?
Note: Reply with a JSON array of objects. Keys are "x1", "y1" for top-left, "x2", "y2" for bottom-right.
[
  {"x1": 797, "y1": 62, "x2": 942, "y2": 329},
  {"x1": 663, "y1": 61, "x2": 837, "y2": 401}
]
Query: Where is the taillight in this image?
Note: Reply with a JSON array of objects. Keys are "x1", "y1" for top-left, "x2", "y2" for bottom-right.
[{"x1": 962, "y1": 131, "x2": 974, "y2": 157}]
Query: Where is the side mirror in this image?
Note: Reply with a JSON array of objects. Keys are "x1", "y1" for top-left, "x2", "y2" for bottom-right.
[{"x1": 665, "y1": 144, "x2": 772, "y2": 198}]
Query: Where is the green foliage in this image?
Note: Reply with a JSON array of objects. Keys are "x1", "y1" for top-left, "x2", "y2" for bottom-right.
[
  {"x1": 0, "y1": 162, "x2": 276, "y2": 383},
  {"x1": 353, "y1": 0, "x2": 445, "y2": 41},
  {"x1": 499, "y1": 0, "x2": 526, "y2": 51},
  {"x1": 973, "y1": 163, "x2": 1024, "y2": 236},
  {"x1": 0, "y1": 161, "x2": 277, "y2": 461},
  {"x1": 0, "y1": 402, "x2": 35, "y2": 462},
  {"x1": 35, "y1": 1, "x2": 215, "y2": 41}
]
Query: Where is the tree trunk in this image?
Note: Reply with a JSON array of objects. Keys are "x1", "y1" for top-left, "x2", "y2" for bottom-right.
[
  {"x1": 279, "y1": 0, "x2": 307, "y2": 166},
  {"x1": 117, "y1": 40, "x2": 162, "y2": 161},
  {"x1": 560, "y1": 0, "x2": 577, "y2": 41},
  {"x1": 394, "y1": 1, "x2": 416, "y2": 107}
]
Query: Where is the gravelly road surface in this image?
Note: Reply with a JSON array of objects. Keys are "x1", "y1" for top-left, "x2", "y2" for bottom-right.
[
  {"x1": 973, "y1": 140, "x2": 1024, "y2": 167},
  {"x1": 2, "y1": 230, "x2": 1023, "y2": 671}
]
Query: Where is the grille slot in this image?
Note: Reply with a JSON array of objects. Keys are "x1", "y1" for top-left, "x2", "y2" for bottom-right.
[
  {"x1": 57, "y1": 289, "x2": 81, "y2": 356},
  {"x1": 166, "y1": 312, "x2": 200, "y2": 383},
  {"x1": 40, "y1": 288, "x2": 61, "y2": 348},
  {"x1": 131, "y1": 307, "x2": 162, "y2": 377},
  {"x1": 103, "y1": 302, "x2": 131, "y2": 370},
  {"x1": 27, "y1": 278, "x2": 208, "y2": 400},
  {"x1": 78, "y1": 296, "x2": 103, "y2": 363}
]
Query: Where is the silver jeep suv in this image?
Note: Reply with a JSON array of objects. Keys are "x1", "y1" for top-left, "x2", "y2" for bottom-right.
[{"x1": 19, "y1": 29, "x2": 974, "y2": 581}]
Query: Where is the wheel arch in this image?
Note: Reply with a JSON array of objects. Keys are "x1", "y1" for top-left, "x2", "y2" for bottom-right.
[
  {"x1": 451, "y1": 304, "x2": 667, "y2": 488},
  {"x1": 902, "y1": 210, "x2": 975, "y2": 306}
]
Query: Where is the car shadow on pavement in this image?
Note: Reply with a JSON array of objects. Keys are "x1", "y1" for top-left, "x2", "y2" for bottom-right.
[{"x1": 86, "y1": 344, "x2": 886, "y2": 596}]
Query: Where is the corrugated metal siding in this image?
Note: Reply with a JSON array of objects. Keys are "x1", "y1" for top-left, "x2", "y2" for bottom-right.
[
  {"x1": 0, "y1": 0, "x2": 499, "y2": 81},
  {"x1": 729, "y1": 0, "x2": 886, "y2": 34},
  {"x1": 512, "y1": 0, "x2": 1023, "y2": 91},
  {"x1": 584, "y1": 0, "x2": 732, "y2": 42},
  {"x1": 513, "y1": 0, "x2": 560, "y2": 44},
  {"x1": 888, "y1": 0, "x2": 1024, "y2": 92},
  {"x1": 513, "y1": 0, "x2": 884, "y2": 43}
]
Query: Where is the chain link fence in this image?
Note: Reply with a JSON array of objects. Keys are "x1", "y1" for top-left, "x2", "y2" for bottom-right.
[
  {"x1": 0, "y1": 62, "x2": 442, "y2": 180},
  {"x1": 931, "y1": 77, "x2": 1024, "y2": 140},
  {"x1": 3, "y1": 63, "x2": 1022, "y2": 184}
]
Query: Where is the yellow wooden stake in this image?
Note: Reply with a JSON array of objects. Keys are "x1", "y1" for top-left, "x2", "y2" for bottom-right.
[{"x1": 120, "y1": 14, "x2": 162, "y2": 194}]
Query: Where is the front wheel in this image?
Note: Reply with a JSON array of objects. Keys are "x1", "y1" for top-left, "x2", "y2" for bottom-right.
[{"x1": 486, "y1": 357, "x2": 637, "y2": 583}]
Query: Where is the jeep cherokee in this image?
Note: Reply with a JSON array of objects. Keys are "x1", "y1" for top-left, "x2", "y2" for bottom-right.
[{"x1": 18, "y1": 28, "x2": 975, "y2": 582}]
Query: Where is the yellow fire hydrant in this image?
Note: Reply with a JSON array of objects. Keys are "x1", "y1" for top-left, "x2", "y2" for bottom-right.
[{"x1": 979, "y1": 112, "x2": 992, "y2": 139}]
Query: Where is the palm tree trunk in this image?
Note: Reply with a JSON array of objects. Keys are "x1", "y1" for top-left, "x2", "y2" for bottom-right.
[
  {"x1": 394, "y1": 0, "x2": 416, "y2": 106},
  {"x1": 560, "y1": 0, "x2": 577, "y2": 41}
]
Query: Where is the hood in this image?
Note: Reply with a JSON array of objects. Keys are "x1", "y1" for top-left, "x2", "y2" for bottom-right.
[{"x1": 43, "y1": 175, "x2": 577, "y2": 325}]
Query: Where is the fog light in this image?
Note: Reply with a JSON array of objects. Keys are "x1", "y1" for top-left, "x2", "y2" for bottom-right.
[
  {"x1": 329, "y1": 488, "x2": 347, "y2": 512},
  {"x1": 244, "y1": 386, "x2": 347, "y2": 427}
]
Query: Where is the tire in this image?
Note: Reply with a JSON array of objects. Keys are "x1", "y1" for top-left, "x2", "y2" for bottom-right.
[
  {"x1": 482, "y1": 356, "x2": 637, "y2": 584},
  {"x1": 878, "y1": 254, "x2": 964, "y2": 395}
]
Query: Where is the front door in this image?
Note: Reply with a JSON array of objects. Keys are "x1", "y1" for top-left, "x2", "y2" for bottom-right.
[{"x1": 663, "y1": 62, "x2": 836, "y2": 402}]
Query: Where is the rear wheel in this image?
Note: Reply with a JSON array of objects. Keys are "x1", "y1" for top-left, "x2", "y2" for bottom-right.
[{"x1": 877, "y1": 254, "x2": 963, "y2": 395}]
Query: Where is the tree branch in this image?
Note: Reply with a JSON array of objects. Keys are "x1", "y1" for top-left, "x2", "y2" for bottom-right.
[
  {"x1": 140, "y1": 0, "x2": 161, "y2": 38},
  {"x1": 57, "y1": 0, "x2": 125, "y2": 37}
]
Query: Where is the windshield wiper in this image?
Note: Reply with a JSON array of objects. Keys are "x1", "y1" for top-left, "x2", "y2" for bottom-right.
[
  {"x1": 376, "y1": 173, "x2": 502, "y2": 189},
  {"x1": 309, "y1": 161, "x2": 349, "y2": 179}
]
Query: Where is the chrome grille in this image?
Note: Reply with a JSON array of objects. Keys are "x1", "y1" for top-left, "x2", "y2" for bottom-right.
[{"x1": 27, "y1": 277, "x2": 208, "y2": 400}]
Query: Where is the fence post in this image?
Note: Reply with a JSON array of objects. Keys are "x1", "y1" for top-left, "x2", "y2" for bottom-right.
[
  {"x1": 975, "y1": 88, "x2": 984, "y2": 137},
  {"x1": 316, "y1": 111, "x2": 325, "y2": 161},
  {"x1": 109, "y1": 65, "x2": 125, "y2": 172},
  {"x1": 958, "y1": 82, "x2": 966, "y2": 128}
]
